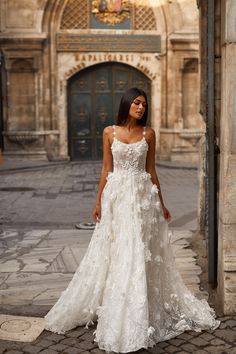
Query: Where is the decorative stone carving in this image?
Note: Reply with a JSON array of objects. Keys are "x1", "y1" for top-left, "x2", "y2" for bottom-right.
[
  {"x1": 60, "y1": 0, "x2": 156, "y2": 30},
  {"x1": 5, "y1": 132, "x2": 39, "y2": 148},
  {"x1": 92, "y1": 0, "x2": 130, "y2": 25},
  {"x1": 8, "y1": 58, "x2": 34, "y2": 73},
  {"x1": 4, "y1": 54, "x2": 40, "y2": 73},
  {"x1": 60, "y1": 0, "x2": 90, "y2": 29},
  {"x1": 3, "y1": 130, "x2": 60, "y2": 160},
  {"x1": 179, "y1": 130, "x2": 203, "y2": 147},
  {"x1": 133, "y1": 4, "x2": 156, "y2": 30},
  {"x1": 183, "y1": 58, "x2": 198, "y2": 73}
]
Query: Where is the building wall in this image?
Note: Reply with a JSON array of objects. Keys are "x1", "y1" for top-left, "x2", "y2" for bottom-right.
[
  {"x1": 0, "y1": 0, "x2": 201, "y2": 161},
  {"x1": 217, "y1": 0, "x2": 236, "y2": 314},
  {"x1": 198, "y1": 0, "x2": 236, "y2": 314}
]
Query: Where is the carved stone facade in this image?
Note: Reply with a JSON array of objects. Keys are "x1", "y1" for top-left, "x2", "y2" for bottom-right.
[{"x1": 0, "y1": 0, "x2": 200, "y2": 161}]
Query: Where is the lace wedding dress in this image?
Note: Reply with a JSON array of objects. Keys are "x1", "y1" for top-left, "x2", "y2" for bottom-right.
[{"x1": 45, "y1": 126, "x2": 220, "y2": 353}]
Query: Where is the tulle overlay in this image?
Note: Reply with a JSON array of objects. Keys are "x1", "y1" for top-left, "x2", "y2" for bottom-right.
[{"x1": 45, "y1": 136, "x2": 220, "y2": 353}]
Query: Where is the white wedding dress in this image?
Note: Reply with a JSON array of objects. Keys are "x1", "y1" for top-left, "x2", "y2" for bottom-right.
[{"x1": 45, "y1": 126, "x2": 220, "y2": 353}]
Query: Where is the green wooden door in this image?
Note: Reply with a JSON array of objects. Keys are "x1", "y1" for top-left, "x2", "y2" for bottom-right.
[{"x1": 68, "y1": 62, "x2": 151, "y2": 160}]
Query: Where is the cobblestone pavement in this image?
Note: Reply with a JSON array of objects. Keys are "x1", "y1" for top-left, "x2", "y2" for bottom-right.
[
  {"x1": 1, "y1": 160, "x2": 234, "y2": 354},
  {"x1": 0, "y1": 316, "x2": 236, "y2": 354}
]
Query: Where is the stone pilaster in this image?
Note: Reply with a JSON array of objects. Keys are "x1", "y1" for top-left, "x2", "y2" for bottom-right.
[
  {"x1": 217, "y1": 0, "x2": 236, "y2": 314},
  {"x1": 0, "y1": 34, "x2": 60, "y2": 160}
]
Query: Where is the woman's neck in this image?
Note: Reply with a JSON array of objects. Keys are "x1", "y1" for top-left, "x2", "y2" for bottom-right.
[{"x1": 123, "y1": 118, "x2": 138, "y2": 131}]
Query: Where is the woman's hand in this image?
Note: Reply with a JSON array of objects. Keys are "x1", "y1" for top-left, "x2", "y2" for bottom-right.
[
  {"x1": 92, "y1": 203, "x2": 101, "y2": 223},
  {"x1": 162, "y1": 206, "x2": 171, "y2": 222}
]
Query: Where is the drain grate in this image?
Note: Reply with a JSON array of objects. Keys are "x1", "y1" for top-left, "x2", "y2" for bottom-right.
[{"x1": 0, "y1": 187, "x2": 35, "y2": 192}]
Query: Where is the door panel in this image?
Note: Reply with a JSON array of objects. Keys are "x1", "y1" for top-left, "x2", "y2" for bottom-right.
[{"x1": 68, "y1": 63, "x2": 151, "y2": 160}]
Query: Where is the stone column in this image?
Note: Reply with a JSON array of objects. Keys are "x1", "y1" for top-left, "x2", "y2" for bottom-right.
[{"x1": 217, "y1": 0, "x2": 236, "y2": 314}]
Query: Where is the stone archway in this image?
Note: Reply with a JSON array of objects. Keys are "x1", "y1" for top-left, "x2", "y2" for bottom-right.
[
  {"x1": 40, "y1": 0, "x2": 164, "y2": 160},
  {"x1": 67, "y1": 62, "x2": 151, "y2": 160}
]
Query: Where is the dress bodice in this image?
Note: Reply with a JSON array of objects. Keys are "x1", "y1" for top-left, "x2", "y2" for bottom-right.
[{"x1": 111, "y1": 125, "x2": 148, "y2": 174}]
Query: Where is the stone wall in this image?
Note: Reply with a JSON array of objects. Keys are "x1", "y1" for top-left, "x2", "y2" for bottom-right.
[
  {"x1": 160, "y1": 31, "x2": 202, "y2": 162},
  {"x1": 217, "y1": 0, "x2": 236, "y2": 314},
  {"x1": 0, "y1": 0, "x2": 59, "y2": 159},
  {"x1": 0, "y1": 0, "x2": 46, "y2": 33},
  {"x1": 199, "y1": 0, "x2": 236, "y2": 314},
  {"x1": 0, "y1": 0, "x2": 201, "y2": 161}
]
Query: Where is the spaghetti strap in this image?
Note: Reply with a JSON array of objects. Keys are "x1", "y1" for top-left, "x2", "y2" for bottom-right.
[
  {"x1": 112, "y1": 125, "x2": 116, "y2": 142},
  {"x1": 143, "y1": 126, "x2": 146, "y2": 136}
]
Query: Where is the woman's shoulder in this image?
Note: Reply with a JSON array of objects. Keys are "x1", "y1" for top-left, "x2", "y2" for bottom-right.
[
  {"x1": 145, "y1": 126, "x2": 156, "y2": 139},
  {"x1": 103, "y1": 125, "x2": 114, "y2": 135},
  {"x1": 103, "y1": 126, "x2": 116, "y2": 144}
]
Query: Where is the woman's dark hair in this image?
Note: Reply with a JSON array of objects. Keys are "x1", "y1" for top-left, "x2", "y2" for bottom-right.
[{"x1": 116, "y1": 87, "x2": 148, "y2": 126}]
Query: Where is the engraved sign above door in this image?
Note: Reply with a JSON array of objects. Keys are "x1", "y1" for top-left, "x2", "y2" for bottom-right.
[{"x1": 67, "y1": 62, "x2": 151, "y2": 160}]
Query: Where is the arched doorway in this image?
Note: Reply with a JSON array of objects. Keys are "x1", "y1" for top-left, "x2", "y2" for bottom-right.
[{"x1": 67, "y1": 62, "x2": 151, "y2": 160}]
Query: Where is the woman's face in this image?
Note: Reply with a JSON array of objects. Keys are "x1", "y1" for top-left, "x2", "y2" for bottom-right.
[{"x1": 128, "y1": 95, "x2": 146, "y2": 120}]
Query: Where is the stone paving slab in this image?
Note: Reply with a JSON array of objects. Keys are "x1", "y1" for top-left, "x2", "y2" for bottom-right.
[
  {"x1": 0, "y1": 228, "x2": 205, "y2": 307},
  {"x1": 0, "y1": 315, "x2": 45, "y2": 343},
  {"x1": 0, "y1": 162, "x2": 198, "y2": 231}
]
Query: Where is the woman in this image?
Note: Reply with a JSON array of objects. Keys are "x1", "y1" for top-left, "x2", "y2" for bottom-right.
[{"x1": 45, "y1": 88, "x2": 219, "y2": 353}]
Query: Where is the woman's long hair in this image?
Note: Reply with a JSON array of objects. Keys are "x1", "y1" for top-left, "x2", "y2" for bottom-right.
[{"x1": 116, "y1": 87, "x2": 148, "y2": 126}]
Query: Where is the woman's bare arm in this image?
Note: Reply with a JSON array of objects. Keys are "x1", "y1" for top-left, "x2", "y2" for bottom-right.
[
  {"x1": 93, "y1": 126, "x2": 113, "y2": 221},
  {"x1": 145, "y1": 128, "x2": 171, "y2": 221}
]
